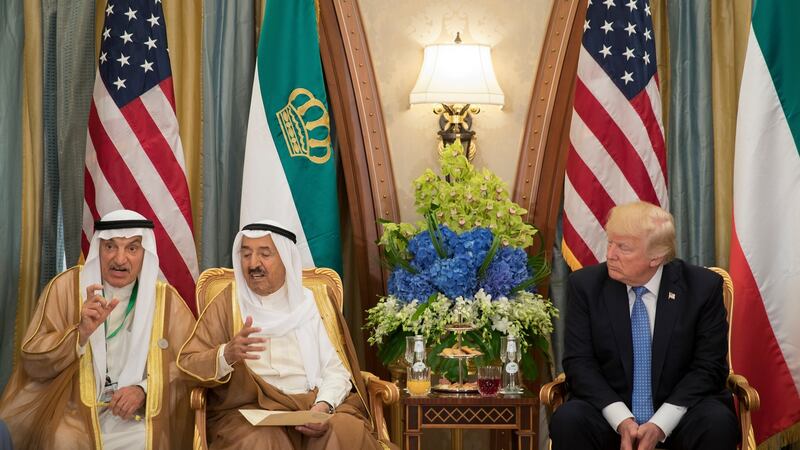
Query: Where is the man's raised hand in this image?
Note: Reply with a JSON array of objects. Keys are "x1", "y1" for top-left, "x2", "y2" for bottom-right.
[
  {"x1": 78, "y1": 284, "x2": 120, "y2": 346},
  {"x1": 223, "y1": 316, "x2": 267, "y2": 365}
]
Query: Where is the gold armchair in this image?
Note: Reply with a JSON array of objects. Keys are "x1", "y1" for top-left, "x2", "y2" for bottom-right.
[
  {"x1": 539, "y1": 267, "x2": 760, "y2": 450},
  {"x1": 188, "y1": 267, "x2": 399, "y2": 450}
]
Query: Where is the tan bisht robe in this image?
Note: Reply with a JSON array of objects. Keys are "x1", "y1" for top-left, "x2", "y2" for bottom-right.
[
  {"x1": 0, "y1": 266, "x2": 196, "y2": 450},
  {"x1": 178, "y1": 283, "x2": 388, "y2": 450}
]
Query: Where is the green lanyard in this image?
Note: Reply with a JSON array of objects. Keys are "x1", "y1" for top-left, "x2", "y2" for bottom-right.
[{"x1": 105, "y1": 280, "x2": 139, "y2": 340}]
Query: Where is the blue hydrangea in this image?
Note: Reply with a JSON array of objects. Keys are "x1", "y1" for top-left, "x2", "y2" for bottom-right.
[
  {"x1": 389, "y1": 226, "x2": 533, "y2": 302},
  {"x1": 387, "y1": 268, "x2": 437, "y2": 303},
  {"x1": 479, "y1": 246, "x2": 531, "y2": 299},
  {"x1": 407, "y1": 226, "x2": 457, "y2": 271},
  {"x1": 426, "y1": 254, "x2": 478, "y2": 299},
  {"x1": 449, "y1": 228, "x2": 493, "y2": 270}
]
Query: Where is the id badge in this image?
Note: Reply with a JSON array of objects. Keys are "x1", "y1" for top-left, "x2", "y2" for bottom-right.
[{"x1": 100, "y1": 380, "x2": 118, "y2": 404}]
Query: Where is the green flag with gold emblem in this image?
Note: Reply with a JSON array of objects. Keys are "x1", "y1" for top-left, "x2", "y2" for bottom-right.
[{"x1": 240, "y1": 0, "x2": 342, "y2": 275}]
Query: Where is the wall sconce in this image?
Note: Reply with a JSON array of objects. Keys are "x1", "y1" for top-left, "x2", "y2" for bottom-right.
[{"x1": 409, "y1": 33, "x2": 505, "y2": 160}]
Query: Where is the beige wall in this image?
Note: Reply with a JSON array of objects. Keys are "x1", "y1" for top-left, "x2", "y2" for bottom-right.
[{"x1": 358, "y1": 0, "x2": 554, "y2": 222}]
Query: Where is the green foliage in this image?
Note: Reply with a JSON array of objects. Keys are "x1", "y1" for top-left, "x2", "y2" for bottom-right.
[
  {"x1": 367, "y1": 139, "x2": 559, "y2": 385},
  {"x1": 477, "y1": 235, "x2": 501, "y2": 280},
  {"x1": 410, "y1": 140, "x2": 537, "y2": 248},
  {"x1": 376, "y1": 221, "x2": 418, "y2": 271},
  {"x1": 376, "y1": 329, "x2": 408, "y2": 366},
  {"x1": 426, "y1": 334, "x2": 458, "y2": 381},
  {"x1": 424, "y1": 210, "x2": 449, "y2": 258}
]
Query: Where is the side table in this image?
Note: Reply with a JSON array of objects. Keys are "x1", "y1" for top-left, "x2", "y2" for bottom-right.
[{"x1": 402, "y1": 391, "x2": 539, "y2": 450}]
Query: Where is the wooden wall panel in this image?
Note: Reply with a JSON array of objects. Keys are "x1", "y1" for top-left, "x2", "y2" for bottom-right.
[
  {"x1": 318, "y1": 0, "x2": 400, "y2": 376},
  {"x1": 513, "y1": 0, "x2": 587, "y2": 275}
]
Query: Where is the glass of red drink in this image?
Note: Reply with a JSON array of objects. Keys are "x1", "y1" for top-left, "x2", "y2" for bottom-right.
[{"x1": 477, "y1": 366, "x2": 501, "y2": 397}]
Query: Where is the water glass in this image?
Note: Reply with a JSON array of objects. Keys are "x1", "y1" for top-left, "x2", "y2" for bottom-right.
[
  {"x1": 406, "y1": 367, "x2": 431, "y2": 397},
  {"x1": 477, "y1": 366, "x2": 501, "y2": 397},
  {"x1": 405, "y1": 336, "x2": 416, "y2": 366}
]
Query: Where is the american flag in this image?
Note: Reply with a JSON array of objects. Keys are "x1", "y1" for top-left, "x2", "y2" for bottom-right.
[
  {"x1": 562, "y1": 0, "x2": 669, "y2": 269},
  {"x1": 82, "y1": 0, "x2": 199, "y2": 311}
]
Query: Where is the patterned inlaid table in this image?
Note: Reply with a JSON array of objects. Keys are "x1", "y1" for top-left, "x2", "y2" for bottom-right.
[{"x1": 402, "y1": 391, "x2": 539, "y2": 450}]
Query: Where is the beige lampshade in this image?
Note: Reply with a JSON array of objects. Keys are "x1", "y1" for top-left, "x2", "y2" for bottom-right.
[{"x1": 409, "y1": 42, "x2": 504, "y2": 106}]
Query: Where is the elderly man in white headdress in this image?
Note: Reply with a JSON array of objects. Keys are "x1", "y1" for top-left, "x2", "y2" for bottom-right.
[
  {"x1": 178, "y1": 220, "x2": 386, "y2": 450},
  {"x1": 0, "y1": 210, "x2": 196, "y2": 450}
]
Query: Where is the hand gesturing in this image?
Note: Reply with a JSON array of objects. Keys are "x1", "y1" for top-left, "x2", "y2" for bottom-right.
[
  {"x1": 223, "y1": 316, "x2": 267, "y2": 365},
  {"x1": 79, "y1": 284, "x2": 120, "y2": 346}
]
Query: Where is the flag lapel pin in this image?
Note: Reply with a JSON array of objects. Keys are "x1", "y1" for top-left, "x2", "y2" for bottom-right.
[{"x1": 668, "y1": 292, "x2": 676, "y2": 300}]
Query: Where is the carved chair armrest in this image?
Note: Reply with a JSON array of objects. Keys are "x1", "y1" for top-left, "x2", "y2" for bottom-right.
[
  {"x1": 727, "y1": 373, "x2": 760, "y2": 411},
  {"x1": 361, "y1": 370, "x2": 400, "y2": 445},
  {"x1": 190, "y1": 387, "x2": 207, "y2": 410},
  {"x1": 190, "y1": 387, "x2": 208, "y2": 450},
  {"x1": 727, "y1": 373, "x2": 760, "y2": 450},
  {"x1": 540, "y1": 373, "x2": 568, "y2": 412}
]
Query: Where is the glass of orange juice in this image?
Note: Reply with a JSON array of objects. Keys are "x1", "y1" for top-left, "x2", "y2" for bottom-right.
[{"x1": 406, "y1": 367, "x2": 431, "y2": 397}]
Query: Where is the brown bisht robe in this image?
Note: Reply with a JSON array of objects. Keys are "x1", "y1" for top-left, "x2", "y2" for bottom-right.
[
  {"x1": 0, "y1": 266, "x2": 196, "y2": 450},
  {"x1": 178, "y1": 283, "x2": 388, "y2": 450}
]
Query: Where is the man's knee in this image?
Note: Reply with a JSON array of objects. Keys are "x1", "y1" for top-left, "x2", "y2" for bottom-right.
[
  {"x1": 550, "y1": 400, "x2": 621, "y2": 450},
  {"x1": 697, "y1": 405, "x2": 738, "y2": 444},
  {"x1": 674, "y1": 399, "x2": 739, "y2": 449},
  {"x1": 327, "y1": 412, "x2": 365, "y2": 434},
  {"x1": 210, "y1": 423, "x2": 291, "y2": 449},
  {"x1": 549, "y1": 399, "x2": 605, "y2": 441}
]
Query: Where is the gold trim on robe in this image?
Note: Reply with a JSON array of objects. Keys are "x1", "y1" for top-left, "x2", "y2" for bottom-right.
[{"x1": 1, "y1": 266, "x2": 195, "y2": 450}]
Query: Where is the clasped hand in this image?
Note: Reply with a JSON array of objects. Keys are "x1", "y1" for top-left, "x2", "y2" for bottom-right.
[{"x1": 618, "y1": 418, "x2": 665, "y2": 450}]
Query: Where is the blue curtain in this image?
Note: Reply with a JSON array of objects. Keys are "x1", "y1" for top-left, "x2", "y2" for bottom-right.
[
  {"x1": 200, "y1": 0, "x2": 257, "y2": 269},
  {"x1": 55, "y1": 0, "x2": 96, "y2": 267},
  {"x1": 39, "y1": 0, "x2": 96, "y2": 287},
  {"x1": 667, "y1": 0, "x2": 716, "y2": 265},
  {"x1": 0, "y1": 0, "x2": 24, "y2": 387},
  {"x1": 39, "y1": 0, "x2": 61, "y2": 288}
]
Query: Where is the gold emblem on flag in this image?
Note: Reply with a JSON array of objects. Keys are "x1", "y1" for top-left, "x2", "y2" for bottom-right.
[{"x1": 276, "y1": 88, "x2": 332, "y2": 164}]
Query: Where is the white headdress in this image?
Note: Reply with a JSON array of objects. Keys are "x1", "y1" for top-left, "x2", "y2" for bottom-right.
[
  {"x1": 80, "y1": 209, "x2": 158, "y2": 399},
  {"x1": 232, "y1": 220, "x2": 336, "y2": 389}
]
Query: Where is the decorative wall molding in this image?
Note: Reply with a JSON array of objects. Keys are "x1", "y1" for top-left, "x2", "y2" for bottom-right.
[
  {"x1": 318, "y1": 0, "x2": 399, "y2": 374},
  {"x1": 513, "y1": 0, "x2": 587, "y2": 272}
]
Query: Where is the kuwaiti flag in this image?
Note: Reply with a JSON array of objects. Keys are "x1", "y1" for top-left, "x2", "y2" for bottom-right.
[
  {"x1": 240, "y1": 0, "x2": 342, "y2": 275},
  {"x1": 730, "y1": 1, "x2": 800, "y2": 446}
]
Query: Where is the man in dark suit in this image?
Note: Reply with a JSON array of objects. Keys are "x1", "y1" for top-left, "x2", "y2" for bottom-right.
[{"x1": 550, "y1": 201, "x2": 738, "y2": 450}]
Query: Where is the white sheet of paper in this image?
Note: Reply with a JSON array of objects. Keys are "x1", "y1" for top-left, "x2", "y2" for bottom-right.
[{"x1": 239, "y1": 409, "x2": 331, "y2": 426}]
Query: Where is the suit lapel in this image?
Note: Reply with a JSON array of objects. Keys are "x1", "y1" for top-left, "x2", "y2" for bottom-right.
[
  {"x1": 603, "y1": 278, "x2": 633, "y2": 389},
  {"x1": 651, "y1": 261, "x2": 684, "y2": 397}
]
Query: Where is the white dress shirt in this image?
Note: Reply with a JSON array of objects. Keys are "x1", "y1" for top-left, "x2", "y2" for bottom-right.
[
  {"x1": 88, "y1": 281, "x2": 147, "y2": 450},
  {"x1": 78, "y1": 281, "x2": 148, "y2": 393},
  {"x1": 216, "y1": 285, "x2": 352, "y2": 408},
  {"x1": 601, "y1": 266, "x2": 688, "y2": 440}
]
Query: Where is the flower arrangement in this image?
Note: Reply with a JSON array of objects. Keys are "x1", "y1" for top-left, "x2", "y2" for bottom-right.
[{"x1": 366, "y1": 141, "x2": 558, "y2": 382}]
